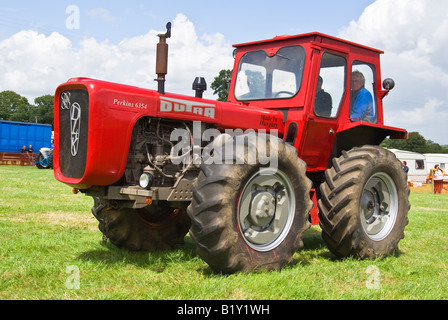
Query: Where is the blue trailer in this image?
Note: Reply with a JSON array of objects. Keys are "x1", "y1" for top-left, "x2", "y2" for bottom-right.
[{"x1": 0, "y1": 120, "x2": 52, "y2": 153}]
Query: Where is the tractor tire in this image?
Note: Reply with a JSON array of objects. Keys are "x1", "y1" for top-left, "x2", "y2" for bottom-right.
[
  {"x1": 48, "y1": 150, "x2": 54, "y2": 169},
  {"x1": 91, "y1": 199, "x2": 191, "y2": 251},
  {"x1": 318, "y1": 145, "x2": 410, "y2": 259},
  {"x1": 187, "y1": 133, "x2": 313, "y2": 273}
]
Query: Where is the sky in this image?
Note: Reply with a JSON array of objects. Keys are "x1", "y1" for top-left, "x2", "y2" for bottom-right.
[{"x1": 1, "y1": 0, "x2": 447, "y2": 145}]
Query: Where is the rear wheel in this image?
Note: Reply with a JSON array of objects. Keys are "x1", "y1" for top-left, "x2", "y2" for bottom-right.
[
  {"x1": 318, "y1": 145, "x2": 410, "y2": 259},
  {"x1": 187, "y1": 133, "x2": 313, "y2": 273},
  {"x1": 92, "y1": 199, "x2": 191, "y2": 251}
]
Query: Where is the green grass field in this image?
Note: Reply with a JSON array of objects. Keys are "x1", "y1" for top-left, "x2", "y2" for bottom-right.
[{"x1": 1, "y1": 165, "x2": 447, "y2": 300}]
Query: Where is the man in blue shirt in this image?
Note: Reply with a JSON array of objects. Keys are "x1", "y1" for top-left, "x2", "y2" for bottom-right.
[{"x1": 350, "y1": 70, "x2": 374, "y2": 122}]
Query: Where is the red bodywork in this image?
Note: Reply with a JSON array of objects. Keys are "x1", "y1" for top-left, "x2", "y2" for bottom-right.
[
  {"x1": 228, "y1": 32, "x2": 406, "y2": 171},
  {"x1": 54, "y1": 78, "x2": 284, "y2": 189},
  {"x1": 54, "y1": 32, "x2": 407, "y2": 201}
]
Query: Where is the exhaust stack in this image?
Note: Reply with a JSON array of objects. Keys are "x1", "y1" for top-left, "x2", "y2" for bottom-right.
[{"x1": 155, "y1": 22, "x2": 171, "y2": 94}]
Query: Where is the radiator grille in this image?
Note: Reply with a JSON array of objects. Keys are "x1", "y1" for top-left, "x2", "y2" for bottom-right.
[{"x1": 58, "y1": 90, "x2": 89, "y2": 179}]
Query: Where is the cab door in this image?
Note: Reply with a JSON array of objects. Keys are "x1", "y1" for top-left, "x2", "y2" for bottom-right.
[{"x1": 298, "y1": 51, "x2": 347, "y2": 171}]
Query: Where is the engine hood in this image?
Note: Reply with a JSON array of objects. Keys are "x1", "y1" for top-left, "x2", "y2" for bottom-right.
[
  {"x1": 54, "y1": 78, "x2": 285, "y2": 188},
  {"x1": 59, "y1": 77, "x2": 285, "y2": 133}
]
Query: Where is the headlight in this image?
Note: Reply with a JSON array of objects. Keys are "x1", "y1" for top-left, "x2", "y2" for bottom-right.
[{"x1": 139, "y1": 173, "x2": 154, "y2": 189}]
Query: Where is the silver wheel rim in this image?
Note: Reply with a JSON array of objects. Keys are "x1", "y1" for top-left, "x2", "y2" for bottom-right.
[
  {"x1": 360, "y1": 172, "x2": 398, "y2": 241},
  {"x1": 238, "y1": 168, "x2": 295, "y2": 251}
]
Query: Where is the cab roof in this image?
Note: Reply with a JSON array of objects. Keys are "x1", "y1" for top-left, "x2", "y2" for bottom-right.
[{"x1": 233, "y1": 32, "x2": 383, "y2": 54}]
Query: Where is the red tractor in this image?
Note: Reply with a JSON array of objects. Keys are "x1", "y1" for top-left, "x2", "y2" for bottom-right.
[{"x1": 54, "y1": 23, "x2": 410, "y2": 273}]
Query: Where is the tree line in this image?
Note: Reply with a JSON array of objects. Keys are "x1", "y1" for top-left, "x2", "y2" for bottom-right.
[
  {"x1": 0, "y1": 90, "x2": 54, "y2": 128},
  {"x1": 380, "y1": 133, "x2": 448, "y2": 154}
]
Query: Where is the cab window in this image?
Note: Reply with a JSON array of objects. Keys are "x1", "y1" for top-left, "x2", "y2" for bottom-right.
[
  {"x1": 350, "y1": 61, "x2": 377, "y2": 123},
  {"x1": 314, "y1": 52, "x2": 346, "y2": 118},
  {"x1": 234, "y1": 46, "x2": 305, "y2": 100}
]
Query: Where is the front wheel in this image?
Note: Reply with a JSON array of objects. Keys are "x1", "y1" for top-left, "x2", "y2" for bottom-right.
[
  {"x1": 187, "y1": 133, "x2": 313, "y2": 273},
  {"x1": 318, "y1": 145, "x2": 410, "y2": 259}
]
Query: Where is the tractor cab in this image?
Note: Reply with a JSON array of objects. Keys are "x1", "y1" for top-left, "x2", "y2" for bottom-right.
[{"x1": 228, "y1": 32, "x2": 406, "y2": 171}]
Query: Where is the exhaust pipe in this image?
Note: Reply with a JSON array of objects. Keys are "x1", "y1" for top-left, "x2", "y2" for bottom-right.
[{"x1": 155, "y1": 22, "x2": 171, "y2": 94}]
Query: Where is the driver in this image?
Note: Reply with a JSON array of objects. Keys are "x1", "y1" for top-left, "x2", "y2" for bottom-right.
[{"x1": 350, "y1": 70, "x2": 374, "y2": 122}]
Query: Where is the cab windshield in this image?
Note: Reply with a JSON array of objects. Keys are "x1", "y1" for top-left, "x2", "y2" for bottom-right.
[{"x1": 234, "y1": 45, "x2": 305, "y2": 101}]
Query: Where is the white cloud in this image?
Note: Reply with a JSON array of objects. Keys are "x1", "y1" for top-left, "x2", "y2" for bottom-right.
[
  {"x1": 0, "y1": 30, "x2": 75, "y2": 98},
  {"x1": 166, "y1": 14, "x2": 233, "y2": 94},
  {"x1": 384, "y1": 98, "x2": 448, "y2": 144},
  {"x1": 385, "y1": 98, "x2": 448, "y2": 127},
  {"x1": 338, "y1": 0, "x2": 448, "y2": 144},
  {"x1": 0, "y1": 13, "x2": 233, "y2": 103}
]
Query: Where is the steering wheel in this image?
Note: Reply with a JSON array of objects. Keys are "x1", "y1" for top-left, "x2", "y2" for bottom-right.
[{"x1": 274, "y1": 91, "x2": 294, "y2": 98}]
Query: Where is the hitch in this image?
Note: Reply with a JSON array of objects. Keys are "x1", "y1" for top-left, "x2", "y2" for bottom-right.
[{"x1": 155, "y1": 22, "x2": 172, "y2": 94}]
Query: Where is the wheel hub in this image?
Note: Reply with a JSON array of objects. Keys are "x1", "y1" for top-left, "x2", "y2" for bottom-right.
[
  {"x1": 361, "y1": 190, "x2": 378, "y2": 223},
  {"x1": 249, "y1": 190, "x2": 276, "y2": 227},
  {"x1": 360, "y1": 173, "x2": 398, "y2": 241},
  {"x1": 238, "y1": 168, "x2": 295, "y2": 251}
]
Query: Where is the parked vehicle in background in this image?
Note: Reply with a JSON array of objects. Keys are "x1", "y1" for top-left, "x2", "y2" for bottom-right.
[
  {"x1": 388, "y1": 149, "x2": 427, "y2": 183},
  {"x1": 424, "y1": 153, "x2": 448, "y2": 173},
  {"x1": 35, "y1": 147, "x2": 54, "y2": 169}
]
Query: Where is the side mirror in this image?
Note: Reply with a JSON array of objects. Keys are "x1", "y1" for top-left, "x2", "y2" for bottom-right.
[{"x1": 382, "y1": 78, "x2": 395, "y2": 91}]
